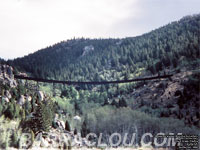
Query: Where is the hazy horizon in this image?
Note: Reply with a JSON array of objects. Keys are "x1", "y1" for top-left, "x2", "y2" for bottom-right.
[{"x1": 0, "y1": 0, "x2": 200, "y2": 60}]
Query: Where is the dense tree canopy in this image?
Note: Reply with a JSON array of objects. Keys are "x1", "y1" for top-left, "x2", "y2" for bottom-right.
[{"x1": 9, "y1": 15, "x2": 200, "y2": 83}]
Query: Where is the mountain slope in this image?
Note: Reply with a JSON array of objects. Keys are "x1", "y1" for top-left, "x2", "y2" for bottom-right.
[
  {"x1": 8, "y1": 14, "x2": 200, "y2": 127},
  {"x1": 2, "y1": 14, "x2": 200, "y2": 149},
  {"x1": 9, "y1": 14, "x2": 200, "y2": 82}
]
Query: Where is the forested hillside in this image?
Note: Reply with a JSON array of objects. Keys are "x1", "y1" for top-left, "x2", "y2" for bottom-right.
[
  {"x1": 2, "y1": 14, "x2": 200, "y2": 149},
  {"x1": 10, "y1": 14, "x2": 200, "y2": 82},
  {"x1": 8, "y1": 13, "x2": 200, "y2": 126}
]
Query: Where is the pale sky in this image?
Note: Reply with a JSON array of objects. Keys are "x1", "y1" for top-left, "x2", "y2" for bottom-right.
[{"x1": 0, "y1": 0, "x2": 200, "y2": 59}]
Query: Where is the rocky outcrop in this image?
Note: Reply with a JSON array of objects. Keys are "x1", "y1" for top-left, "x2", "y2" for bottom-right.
[
  {"x1": 54, "y1": 119, "x2": 66, "y2": 130},
  {"x1": 37, "y1": 91, "x2": 44, "y2": 101},
  {"x1": 116, "y1": 40, "x2": 123, "y2": 46},
  {"x1": 81, "y1": 45, "x2": 94, "y2": 56},
  {"x1": 18, "y1": 95, "x2": 25, "y2": 106},
  {"x1": 131, "y1": 71, "x2": 200, "y2": 127},
  {"x1": 26, "y1": 96, "x2": 32, "y2": 102},
  {"x1": 40, "y1": 137, "x2": 49, "y2": 148},
  {"x1": 0, "y1": 65, "x2": 17, "y2": 87},
  {"x1": 5, "y1": 90, "x2": 12, "y2": 99},
  {"x1": 6, "y1": 66, "x2": 13, "y2": 77},
  {"x1": 73, "y1": 115, "x2": 81, "y2": 122},
  {"x1": 1, "y1": 96, "x2": 10, "y2": 103},
  {"x1": 0, "y1": 90, "x2": 12, "y2": 103}
]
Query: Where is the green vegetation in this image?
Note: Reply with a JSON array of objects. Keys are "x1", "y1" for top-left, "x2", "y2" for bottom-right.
[
  {"x1": 0, "y1": 116, "x2": 21, "y2": 149},
  {"x1": 22, "y1": 100, "x2": 56, "y2": 134},
  {"x1": 1, "y1": 14, "x2": 200, "y2": 148},
  {"x1": 83, "y1": 106, "x2": 199, "y2": 145},
  {"x1": 9, "y1": 14, "x2": 200, "y2": 127},
  {"x1": 0, "y1": 70, "x2": 57, "y2": 149},
  {"x1": 10, "y1": 15, "x2": 200, "y2": 83}
]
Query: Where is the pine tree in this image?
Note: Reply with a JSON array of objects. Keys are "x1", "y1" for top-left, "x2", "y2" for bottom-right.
[
  {"x1": 65, "y1": 120, "x2": 71, "y2": 132},
  {"x1": 119, "y1": 97, "x2": 127, "y2": 107},
  {"x1": 81, "y1": 116, "x2": 90, "y2": 137},
  {"x1": 28, "y1": 101, "x2": 55, "y2": 134}
]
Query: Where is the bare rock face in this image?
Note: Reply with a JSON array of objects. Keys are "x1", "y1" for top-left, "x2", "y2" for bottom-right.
[
  {"x1": 54, "y1": 119, "x2": 66, "y2": 130},
  {"x1": 18, "y1": 95, "x2": 25, "y2": 106},
  {"x1": 1, "y1": 96, "x2": 10, "y2": 103},
  {"x1": 82, "y1": 45, "x2": 94, "y2": 56},
  {"x1": 6, "y1": 66, "x2": 13, "y2": 78},
  {"x1": 40, "y1": 137, "x2": 49, "y2": 148},
  {"x1": 60, "y1": 120, "x2": 66, "y2": 130},
  {"x1": 0, "y1": 65, "x2": 17, "y2": 87},
  {"x1": 37, "y1": 91, "x2": 44, "y2": 101},
  {"x1": 73, "y1": 115, "x2": 81, "y2": 122},
  {"x1": 5, "y1": 90, "x2": 12, "y2": 99},
  {"x1": 26, "y1": 96, "x2": 32, "y2": 102},
  {"x1": 29, "y1": 119, "x2": 91, "y2": 149},
  {"x1": 8, "y1": 78, "x2": 17, "y2": 87},
  {"x1": 116, "y1": 39, "x2": 123, "y2": 45}
]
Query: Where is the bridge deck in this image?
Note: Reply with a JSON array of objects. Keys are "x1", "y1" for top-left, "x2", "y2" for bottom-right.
[{"x1": 14, "y1": 74, "x2": 173, "y2": 85}]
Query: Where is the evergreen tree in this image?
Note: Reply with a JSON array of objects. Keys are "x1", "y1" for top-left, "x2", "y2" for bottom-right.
[
  {"x1": 119, "y1": 97, "x2": 127, "y2": 107},
  {"x1": 81, "y1": 116, "x2": 90, "y2": 137},
  {"x1": 65, "y1": 120, "x2": 71, "y2": 132},
  {"x1": 26, "y1": 101, "x2": 55, "y2": 134}
]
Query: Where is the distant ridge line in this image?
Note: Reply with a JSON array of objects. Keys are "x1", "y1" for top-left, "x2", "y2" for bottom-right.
[{"x1": 14, "y1": 74, "x2": 173, "y2": 85}]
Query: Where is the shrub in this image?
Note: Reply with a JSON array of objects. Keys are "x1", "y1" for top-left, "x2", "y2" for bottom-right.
[
  {"x1": 65, "y1": 120, "x2": 71, "y2": 132},
  {"x1": 81, "y1": 116, "x2": 90, "y2": 138},
  {"x1": 10, "y1": 131, "x2": 19, "y2": 148},
  {"x1": 22, "y1": 100, "x2": 55, "y2": 134},
  {"x1": 4, "y1": 103, "x2": 15, "y2": 119},
  {"x1": 0, "y1": 116, "x2": 21, "y2": 149}
]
